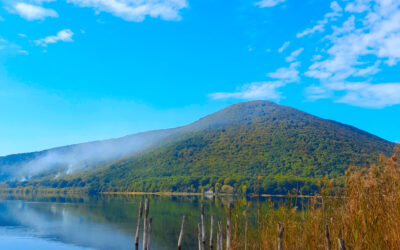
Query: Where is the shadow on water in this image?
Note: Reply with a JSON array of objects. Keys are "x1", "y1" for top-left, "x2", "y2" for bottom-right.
[{"x1": 0, "y1": 193, "x2": 312, "y2": 250}]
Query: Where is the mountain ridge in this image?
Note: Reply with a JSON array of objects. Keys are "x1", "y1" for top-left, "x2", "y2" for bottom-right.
[{"x1": 0, "y1": 100, "x2": 395, "y2": 194}]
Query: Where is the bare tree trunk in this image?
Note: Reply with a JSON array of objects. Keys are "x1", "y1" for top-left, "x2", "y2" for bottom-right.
[
  {"x1": 226, "y1": 206, "x2": 231, "y2": 250},
  {"x1": 198, "y1": 223, "x2": 202, "y2": 250},
  {"x1": 177, "y1": 215, "x2": 186, "y2": 250},
  {"x1": 146, "y1": 218, "x2": 152, "y2": 250},
  {"x1": 337, "y1": 238, "x2": 346, "y2": 250},
  {"x1": 324, "y1": 224, "x2": 331, "y2": 250},
  {"x1": 210, "y1": 215, "x2": 214, "y2": 250},
  {"x1": 217, "y1": 221, "x2": 223, "y2": 250},
  {"x1": 135, "y1": 201, "x2": 143, "y2": 250},
  {"x1": 277, "y1": 223, "x2": 284, "y2": 250},
  {"x1": 201, "y1": 204, "x2": 205, "y2": 250},
  {"x1": 244, "y1": 216, "x2": 248, "y2": 250},
  {"x1": 142, "y1": 198, "x2": 149, "y2": 250}
]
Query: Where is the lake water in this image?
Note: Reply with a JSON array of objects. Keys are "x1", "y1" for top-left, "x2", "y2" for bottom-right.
[{"x1": 0, "y1": 194, "x2": 236, "y2": 250}]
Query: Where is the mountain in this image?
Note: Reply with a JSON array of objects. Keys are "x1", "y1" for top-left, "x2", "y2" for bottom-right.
[{"x1": 1, "y1": 101, "x2": 395, "y2": 194}]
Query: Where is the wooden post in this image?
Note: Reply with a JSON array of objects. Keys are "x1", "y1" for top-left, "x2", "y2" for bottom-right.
[
  {"x1": 210, "y1": 215, "x2": 214, "y2": 250},
  {"x1": 198, "y1": 223, "x2": 202, "y2": 250},
  {"x1": 277, "y1": 223, "x2": 284, "y2": 250},
  {"x1": 201, "y1": 204, "x2": 205, "y2": 250},
  {"x1": 337, "y1": 238, "x2": 346, "y2": 250},
  {"x1": 226, "y1": 206, "x2": 231, "y2": 250},
  {"x1": 177, "y1": 215, "x2": 186, "y2": 250},
  {"x1": 142, "y1": 198, "x2": 149, "y2": 250},
  {"x1": 135, "y1": 200, "x2": 143, "y2": 250},
  {"x1": 324, "y1": 224, "x2": 331, "y2": 250},
  {"x1": 217, "y1": 221, "x2": 223, "y2": 250},
  {"x1": 146, "y1": 218, "x2": 152, "y2": 250},
  {"x1": 244, "y1": 216, "x2": 248, "y2": 250}
]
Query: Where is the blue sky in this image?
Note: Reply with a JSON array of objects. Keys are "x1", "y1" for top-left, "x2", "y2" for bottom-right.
[{"x1": 0, "y1": 0, "x2": 400, "y2": 156}]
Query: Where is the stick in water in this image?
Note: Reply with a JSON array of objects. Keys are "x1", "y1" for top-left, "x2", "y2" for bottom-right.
[
  {"x1": 226, "y1": 206, "x2": 231, "y2": 250},
  {"x1": 142, "y1": 198, "x2": 149, "y2": 250},
  {"x1": 209, "y1": 215, "x2": 214, "y2": 250},
  {"x1": 177, "y1": 215, "x2": 186, "y2": 250},
  {"x1": 277, "y1": 223, "x2": 284, "y2": 250},
  {"x1": 201, "y1": 204, "x2": 205, "y2": 250},
  {"x1": 135, "y1": 200, "x2": 143, "y2": 250},
  {"x1": 324, "y1": 224, "x2": 331, "y2": 250},
  {"x1": 218, "y1": 221, "x2": 223, "y2": 250},
  {"x1": 198, "y1": 223, "x2": 202, "y2": 250},
  {"x1": 337, "y1": 238, "x2": 346, "y2": 250},
  {"x1": 146, "y1": 218, "x2": 152, "y2": 250}
]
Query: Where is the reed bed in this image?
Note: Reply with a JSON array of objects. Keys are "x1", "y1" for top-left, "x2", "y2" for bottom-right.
[{"x1": 231, "y1": 149, "x2": 400, "y2": 249}]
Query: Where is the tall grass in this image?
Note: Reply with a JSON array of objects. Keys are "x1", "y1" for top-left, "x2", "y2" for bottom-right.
[{"x1": 231, "y1": 149, "x2": 400, "y2": 249}]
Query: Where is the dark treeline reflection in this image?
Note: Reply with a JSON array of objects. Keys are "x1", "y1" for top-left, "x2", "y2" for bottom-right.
[{"x1": 0, "y1": 194, "x2": 234, "y2": 250}]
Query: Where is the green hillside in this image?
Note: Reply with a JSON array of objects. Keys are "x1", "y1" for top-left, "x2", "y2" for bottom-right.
[{"x1": 7, "y1": 101, "x2": 395, "y2": 194}]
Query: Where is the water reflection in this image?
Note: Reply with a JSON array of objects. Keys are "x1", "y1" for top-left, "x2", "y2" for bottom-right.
[
  {"x1": 0, "y1": 195, "x2": 227, "y2": 250},
  {"x1": 0, "y1": 194, "x2": 307, "y2": 250}
]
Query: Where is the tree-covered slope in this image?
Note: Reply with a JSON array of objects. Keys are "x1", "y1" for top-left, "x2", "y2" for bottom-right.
[{"x1": 27, "y1": 101, "x2": 394, "y2": 194}]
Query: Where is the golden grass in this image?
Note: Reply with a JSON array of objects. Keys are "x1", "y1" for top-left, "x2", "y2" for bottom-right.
[{"x1": 231, "y1": 149, "x2": 400, "y2": 249}]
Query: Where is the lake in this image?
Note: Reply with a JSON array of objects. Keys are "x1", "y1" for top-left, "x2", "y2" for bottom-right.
[{"x1": 0, "y1": 194, "x2": 238, "y2": 250}]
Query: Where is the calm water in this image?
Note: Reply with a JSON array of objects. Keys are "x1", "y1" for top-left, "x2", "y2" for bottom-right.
[{"x1": 0, "y1": 195, "x2": 236, "y2": 250}]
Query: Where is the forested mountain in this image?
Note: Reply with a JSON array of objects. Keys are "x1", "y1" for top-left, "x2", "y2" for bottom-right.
[{"x1": 1, "y1": 101, "x2": 395, "y2": 194}]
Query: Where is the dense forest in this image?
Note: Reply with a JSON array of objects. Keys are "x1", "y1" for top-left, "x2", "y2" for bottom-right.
[{"x1": 1, "y1": 101, "x2": 395, "y2": 195}]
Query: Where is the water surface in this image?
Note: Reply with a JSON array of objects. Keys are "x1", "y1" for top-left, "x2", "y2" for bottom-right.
[{"x1": 0, "y1": 195, "x2": 233, "y2": 250}]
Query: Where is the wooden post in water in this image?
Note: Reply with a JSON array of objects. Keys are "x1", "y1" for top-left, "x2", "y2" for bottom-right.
[
  {"x1": 209, "y1": 215, "x2": 214, "y2": 250},
  {"x1": 146, "y1": 218, "x2": 152, "y2": 250},
  {"x1": 135, "y1": 200, "x2": 143, "y2": 250},
  {"x1": 337, "y1": 238, "x2": 346, "y2": 250},
  {"x1": 324, "y1": 224, "x2": 331, "y2": 250},
  {"x1": 142, "y1": 198, "x2": 149, "y2": 250},
  {"x1": 244, "y1": 216, "x2": 248, "y2": 250},
  {"x1": 201, "y1": 204, "x2": 205, "y2": 250},
  {"x1": 218, "y1": 221, "x2": 223, "y2": 250},
  {"x1": 177, "y1": 215, "x2": 186, "y2": 250},
  {"x1": 226, "y1": 206, "x2": 231, "y2": 250},
  {"x1": 277, "y1": 223, "x2": 284, "y2": 250},
  {"x1": 198, "y1": 223, "x2": 202, "y2": 250}
]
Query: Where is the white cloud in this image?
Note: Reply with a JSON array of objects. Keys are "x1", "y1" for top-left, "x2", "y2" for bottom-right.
[
  {"x1": 286, "y1": 48, "x2": 304, "y2": 62},
  {"x1": 35, "y1": 29, "x2": 74, "y2": 47},
  {"x1": 300, "y1": 0, "x2": 400, "y2": 108},
  {"x1": 209, "y1": 81, "x2": 284, "y2": 100},
  {"x1": 297, "y1": 1, "x2": 342, "y2": 38},
  {"x1": 268, "y1": 62, "x2": 300, "y2": 82},
  {"x1": 278, "y1": 41, "x2": 290, "y2": 53},
  {"x1": 210, "y1": 60, "x2": 301, "y2": 101},
  {"x1": 336, "y1": 83, "x2": 400, "y2": 108},
  {"x1": 13, "y1": 2, "x2": 58, "y2": 20},
  {"x1": 67, "y1": 0, "x2": 188, "y2": 22},
  {"x1": 255, "y1": 0, "x2": 285, "y2": 8},
  {"x1": 307, "y1": 81, "x2": 400, "y2": 108},
  {"x1": 17, "y1": 49, "x2": 29, "y2": 55}
]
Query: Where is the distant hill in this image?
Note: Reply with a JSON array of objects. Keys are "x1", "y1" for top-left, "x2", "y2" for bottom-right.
[{"x1": 1, "y1": 101, "x2": 395, "y2": 194}]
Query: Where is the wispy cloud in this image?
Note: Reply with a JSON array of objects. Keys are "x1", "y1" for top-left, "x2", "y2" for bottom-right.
[
  {"x1": 210, "y1": 81, "x2": 284, "y2": 101},
  {"x1": 297, "y1": 1, "x2": 342, "y2": 38},
  {"x1": 35, "y1": 29, "x2": 74, "y2": 47},
  {"x1": 68, "y1": 0, "x2": 188, "y2": 22},
  {"x1": 278, "y1": 41, "x2": 290, "y2": 53},
  {"x1": 285, "y1": 48, "x2": 304, "y2": 62},
  {"x1": 298, "y1": 0, "x2": 400, "y2": 108},
  {"x1": 268, "y1": 62, "x2": 300, "y2": 82},
  {"x1": 210, "y1": 61, "x2": 301, "y2": 101},
  {"x1": 255, "y1": 0, "x2": 285, "y2": 8},
  {"x1": 13, "y1": 2, "x2": 58, "y2": 21}
]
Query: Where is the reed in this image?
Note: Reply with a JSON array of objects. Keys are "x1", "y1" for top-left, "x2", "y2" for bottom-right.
[{"x1": 230, "y1": 149, "x2": 400, "y2": 249}]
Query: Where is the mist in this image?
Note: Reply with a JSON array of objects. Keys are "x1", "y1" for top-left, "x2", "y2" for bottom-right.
[{"x1": 0, "y1": 128, "x2": 178, "y2": 182}]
